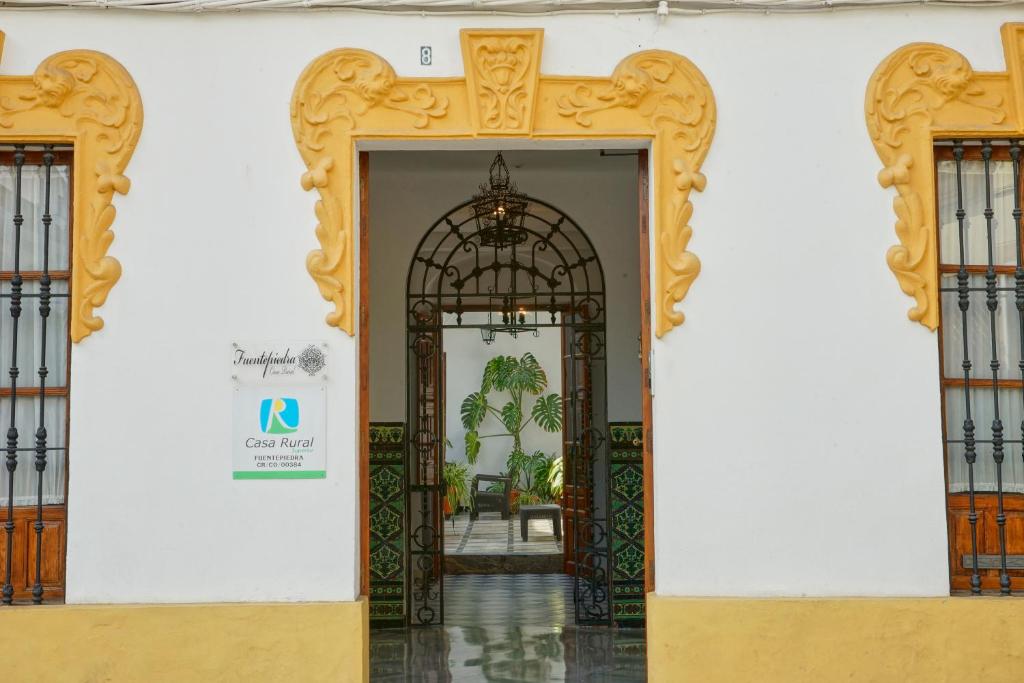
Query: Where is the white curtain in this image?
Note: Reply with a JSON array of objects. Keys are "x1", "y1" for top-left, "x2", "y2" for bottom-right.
[
  {"x1": 945, "y1": 388, "x2": 1024, "y2": 494},
  {"x1": 938, "y1": 158, "x2": 1024, "y2": 493},
  {"x1": 0, "y1": 280, "x2": 68, "y2": 391},
  {"x1": 940, "y1": 273, "x2": 1021, "y2": 382},
  {"x1": 0, "y1": 163, "x2": 71, "y2": 507},
  {"x1": 0, "y1": 398, "x2": 67, "y2": 505},
  {"x1": 938, "y1": 160, "x2": 1016, "y2": 266},
  {"x1": 0, "y1": 165, "x2": 70, "y2": 272}
]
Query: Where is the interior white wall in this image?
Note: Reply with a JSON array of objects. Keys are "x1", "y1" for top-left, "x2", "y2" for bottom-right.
[
  {"x1": 0, "y1": 7, "x2": 1017, "y2": 603},
  {"x1": 367, "y1": 151, "x2": 641, "y2": 430},
  {"x1": 442, "y1": 315, "x2": 564, "y2": 479}
]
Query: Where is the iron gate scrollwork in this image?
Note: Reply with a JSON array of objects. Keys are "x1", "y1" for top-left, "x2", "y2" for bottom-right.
[{"x1": 405, "y1": 154, "x2": 611, "y2": 625}]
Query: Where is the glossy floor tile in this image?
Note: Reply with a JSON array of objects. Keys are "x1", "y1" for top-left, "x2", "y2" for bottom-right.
[{"x1": 370, "y1": 574, "x2": 646, "y2": 682}]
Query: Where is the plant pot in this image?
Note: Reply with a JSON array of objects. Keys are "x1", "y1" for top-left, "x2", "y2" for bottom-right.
[{"x1": 444, "y1": 486, "x2": 456, "y2": 517}]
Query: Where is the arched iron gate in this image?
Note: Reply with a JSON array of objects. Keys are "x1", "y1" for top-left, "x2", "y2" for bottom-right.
[{"x1": 405, "y1": 190, "x2": 610, "y2": 626}]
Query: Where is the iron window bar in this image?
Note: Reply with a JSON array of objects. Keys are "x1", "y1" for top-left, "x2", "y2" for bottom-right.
[
  {"x1": 938, "y1": 138, "x2": 1024, "y2": 595},
  {"x1": 1, "y1": 143, "x2": 69, "y2": 606}
]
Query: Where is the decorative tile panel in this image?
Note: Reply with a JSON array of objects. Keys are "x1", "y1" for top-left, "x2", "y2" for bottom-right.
[
  {"x1": 608, "y1": 422, "x2": 645, "y2": 627},
  {"x1": 369, "y1": 422, "x2": 406, "y2": 628}
]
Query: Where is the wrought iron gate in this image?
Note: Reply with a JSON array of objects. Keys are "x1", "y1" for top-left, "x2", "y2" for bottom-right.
[{"x1": 404, "y1": 154, "x2": 610, "y2": 625}]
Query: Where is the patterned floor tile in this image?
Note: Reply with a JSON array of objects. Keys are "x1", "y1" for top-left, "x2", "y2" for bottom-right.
[{"x1": 444, "y1": 512, "x2": 561, "y2": 556}]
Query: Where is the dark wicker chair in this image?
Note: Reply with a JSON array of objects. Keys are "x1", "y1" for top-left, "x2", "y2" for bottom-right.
[{"x1": 470, "y1": 474, "x2": 511, "y2": 520}]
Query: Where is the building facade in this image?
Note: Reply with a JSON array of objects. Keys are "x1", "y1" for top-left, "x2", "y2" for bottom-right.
[{"x1": 0, "y1": 4, "x2": 1023, "y2": 681}]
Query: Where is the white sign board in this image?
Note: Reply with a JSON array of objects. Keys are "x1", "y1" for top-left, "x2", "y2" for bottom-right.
[
  {"x1": 231, "y1": 340, "x2": 327, "y2": 383},
  {"x1": 231, "y1": 340, "x2": 328, "y2": 480},
  {"x1": 232, "y1": 385, "x2": 326, "y2": 479}
]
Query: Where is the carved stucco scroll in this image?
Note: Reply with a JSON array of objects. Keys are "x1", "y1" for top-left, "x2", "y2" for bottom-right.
[
  {"x1": 0, "y1": 37, "x2": 143, "y2": 342},
  {"x1": 292, "y1": 30, "x2": 716, "y2": 337},
  {"x1": 291, "y1": 49, "x2": 449, "y2": 334},
  {"x1": 865, "y1": 25, "x2": 1022, "y2": 330},
  {"x1": 556, "y1": 52, "x2": 715, "y2": 335}
]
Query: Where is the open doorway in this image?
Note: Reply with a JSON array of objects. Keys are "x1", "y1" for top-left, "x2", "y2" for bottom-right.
[
  {"x1": 363, "y1": 148, "x2": 650, "y2": 673},
  {"x1": 441, "y1": 304, "x2": 567, "y2": 576}
]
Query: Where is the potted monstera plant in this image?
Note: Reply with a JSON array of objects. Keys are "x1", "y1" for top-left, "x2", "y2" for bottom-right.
[{"x1": 461, "y1": 352, "x2": 563, "y2": 510}]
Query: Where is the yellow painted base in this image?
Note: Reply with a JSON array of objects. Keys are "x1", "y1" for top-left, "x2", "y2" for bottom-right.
[
  {"x1": 0, "y1": 598, "x2": 368, "y2": 683},
  {"x1": 648, "y1": 594, "x2": 1024, "y2": 682}
]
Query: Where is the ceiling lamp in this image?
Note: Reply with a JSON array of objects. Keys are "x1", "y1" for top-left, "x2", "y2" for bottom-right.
[
  {"x1": 480, "y1": 292, "x2": 539, "y2": 344},
  {"x1": 472, "y1": 152, "x2": 528, "y2": 250}
]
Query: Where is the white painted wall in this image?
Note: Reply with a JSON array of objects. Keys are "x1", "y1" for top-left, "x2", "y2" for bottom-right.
[
  {"x1": 0, "y1": 7, "x2": 1016, "y2": 603},
  {"x1": 442, "y1": 314, "x2": 564, "y2": 479}
]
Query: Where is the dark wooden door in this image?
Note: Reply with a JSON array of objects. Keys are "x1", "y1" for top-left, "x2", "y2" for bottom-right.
[
  {"x1": 948, "y1": 493, "x2": 1024, "y2": 591},
  {"x1": 0, "y1": 506, "x2": 66, "y2": 603}
]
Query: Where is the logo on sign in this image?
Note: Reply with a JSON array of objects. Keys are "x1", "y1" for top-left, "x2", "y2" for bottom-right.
[
  {"x1": 297, "y1": 344, "x2": 326, "y2": 376},
  {"x1": 259, "y1": 398, "x2": 300, "y2": 434}
]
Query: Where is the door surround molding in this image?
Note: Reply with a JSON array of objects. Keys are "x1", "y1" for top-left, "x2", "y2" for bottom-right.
[{"x1": 291, "y1": 28, "x2": 717, "y2": 338}]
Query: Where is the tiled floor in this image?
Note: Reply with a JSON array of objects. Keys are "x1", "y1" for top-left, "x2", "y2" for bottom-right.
[
  {"x1": 370, "y1": 574, "x2": 647, "y2": 682},
  {"x1": 444, "y1": 512, "x2": 562, "y2": 556}
]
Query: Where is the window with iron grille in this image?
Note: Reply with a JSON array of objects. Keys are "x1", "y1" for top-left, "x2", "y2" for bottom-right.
[
  {"x1": 937, "y1": 139, "x2": 1024, "y2": 594},
  {"x1": 0, "y1": 145, "x2": 72, "y2": 605}
]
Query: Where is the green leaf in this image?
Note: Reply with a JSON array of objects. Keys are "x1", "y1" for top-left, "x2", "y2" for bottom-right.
[
  {"x1": 461, "y1": 392, "x2": 488, "y2": 430},
  {"x1": 483, "y1": 355, "x2": 514, "y2": 392},
  {"x1": 481, "y1": 356, "x2": 500, "y2": 393},
  {"x1": 501, "y1": 355, "x2": 520, "y2": 392},
  {"x1": 531, "y1": 393, "x2": 563, "y2": 432},
  {"x1": 547, "y1": 457, "x2": 563, "y2": 500},
  {"x1": 505, "y1": 448, "x2": 529, "y2": 489},
  {"x1": 529, "y1": 453, "x2": 553, "y2": 501},
  {"x1": 511, "y1": 352, "x2": 547, "y2": 394},
  {"x1": 464, "y1": 430, "x2": 481, "y2": 465},
  {"x1": 500, "y1": 400, "x2": 522, "y2": 433}
]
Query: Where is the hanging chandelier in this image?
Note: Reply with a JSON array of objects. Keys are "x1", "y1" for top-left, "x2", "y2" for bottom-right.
[
  {"x1": 470, "y1": 153, "x2": 539, "y2": 344},
  {"x1": 480, "y1": 291, "x2": 540, "y2": 345},
  {"x1": 472, "y1": 152, "x2": 529, "y2": 249}
]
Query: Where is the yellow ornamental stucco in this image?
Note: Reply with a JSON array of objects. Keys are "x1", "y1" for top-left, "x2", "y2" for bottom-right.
[
  {"x1": 291, "y1": 28, "x2": 716, "y2": 338},
  {"x1": 866, "y1": 23, "x2": 1024, "y2": 331},
  {"x1": 0, "y1": 30, "x2": 142, "y2": 343}
]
